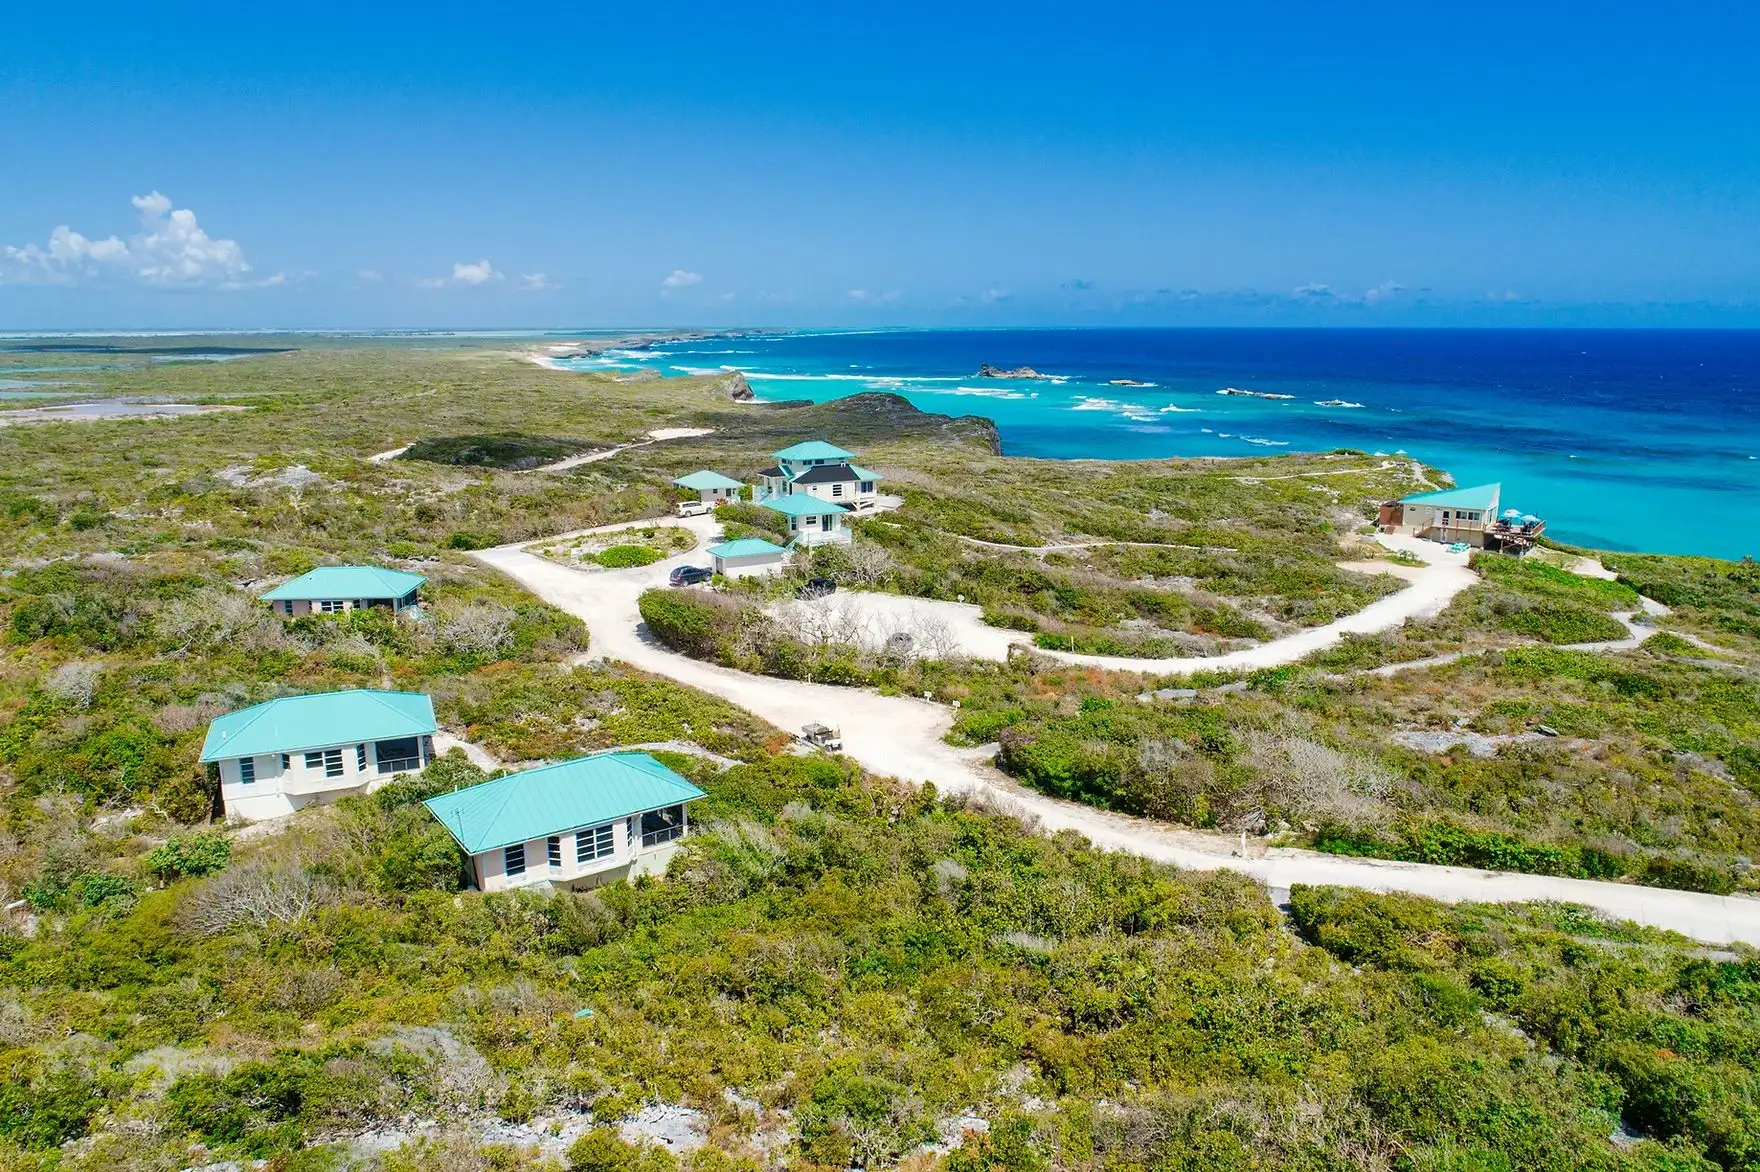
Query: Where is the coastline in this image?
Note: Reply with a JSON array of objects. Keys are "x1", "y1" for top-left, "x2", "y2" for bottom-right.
[{"x1": 523, "y1": 327, "x2": 1758, "y2": 560}]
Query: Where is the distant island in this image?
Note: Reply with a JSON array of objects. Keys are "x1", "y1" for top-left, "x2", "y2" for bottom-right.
[
  {"x1": 1108, "y1": 378, "x2": 1154, "y2": 387},
  {"x1": 975, "y1": 363, "x2": 1045, "y2": 379}
]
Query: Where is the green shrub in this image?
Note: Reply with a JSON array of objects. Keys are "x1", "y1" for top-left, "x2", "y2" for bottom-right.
[
  {"x1": 402, "y1": 433, "x2": 600, "y2": 471},
  {"x1": 1288, "y1": 885, "x2": 1456, "y2": 971},
  {"x1": 0, "y1": 1060, "x2": 106, "y2": 1150},
  {"x1": 444, "y1": 531, "x2": 491, "y2": 551},
  {"x1": 638, "y1": 588, "x2": 751, "y2": 661},
  {"x1": 949, "y1": 708, "x2": 1027, "y2": 745},
  {"x1": 595, "y1": 545, "x2": 663, "y2": 568},
  {"x1": 1638, "y1": 855, "x2": 1737, "y2": 896},
  {"x1": 568, "y1": 1127, "x2": 677, "y2": 1172},
  {"x1": 145, "y1": 833, "x2": 233, "y2": 883},
  {"x1": 714, "y1": 500, "x2": 789, "y2": 537}
]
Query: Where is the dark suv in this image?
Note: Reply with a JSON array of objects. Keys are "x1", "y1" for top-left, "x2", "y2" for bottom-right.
[{"x1": 669, "y1": 565, "x2": 713, "y2": 587}]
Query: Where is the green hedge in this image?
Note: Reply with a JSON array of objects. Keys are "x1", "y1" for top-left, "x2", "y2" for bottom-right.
[{"x1": 1313, "y1": 819, "x2": 1737, "y2": 894}]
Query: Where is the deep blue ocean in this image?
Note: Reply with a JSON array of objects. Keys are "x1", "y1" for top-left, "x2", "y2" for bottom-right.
[{"x1": 551, "y1": 329, "x2": 1760, "y2": 559}]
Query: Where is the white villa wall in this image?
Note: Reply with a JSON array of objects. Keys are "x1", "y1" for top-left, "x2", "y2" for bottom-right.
[
  {"x1": 783, "y1": 513, "x2": 852, "y2": 546},
  {"x1": 470, "y1": 810, "x2": 688, "y2": 892},
  {"x1": 219, "y1": 735, "x2": 433, "y2": 822},
  {"x1": 271, "y1": 594, "x2": 416, "y2": 617},
  {"x1": 692, "y1": 485, "x2": 739, "y2": 504},
  {"x1": 1392, "y1": 501, "x2": 1498, "y2": 547},
  {"x1": 714, "y1": 551, "x2": 787, "y2": 579},
  {"x1": 795, "y1": 481, "x2": 878, "y2": 509}
]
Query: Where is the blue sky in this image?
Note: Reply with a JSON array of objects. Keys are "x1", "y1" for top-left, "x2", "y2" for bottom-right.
[{"x1": 4, "y1": 0, "x2": 1758, "y2": 329}]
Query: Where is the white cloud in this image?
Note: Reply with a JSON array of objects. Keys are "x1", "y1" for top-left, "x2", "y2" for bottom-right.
[
  {"x1": 357, "y1": 268, "x2": 385, "y2": 284},
  {"x1": 661, "y1": 269, "x2": 702, "y2": 290},
  {"x1": 520, "y1": 272, "x2": 557, "y2": 291},
  {"x1": 1293, "y1": 282, "x2": 1335, "y2": 300},
  {"x1": 981, "y1": 286, "x2": 1011, "y2": 304},
  {"x1": 1363, "y1": 280, "x2": 1405, "y2": 303},
  {"x1": 846, "y1": 289, "x2": 900, "y2": 304},
  {"x1": 416, "y1": 259, "x2": 503, "y2": 289},
  {"x1": 2, "y1": 191, "x2": 273, "y2": 288},
  {"x1": 452, "y1": 259, "x2": 498, "y2": 285},
  {"x1": 1486, "y1": 289, "x2": 1521, "y2": 302}
]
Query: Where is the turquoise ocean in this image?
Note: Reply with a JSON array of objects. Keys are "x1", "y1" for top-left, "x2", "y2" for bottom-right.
[{"x1": 548, "y1": 328, "x2": 1759, "y2": 560}]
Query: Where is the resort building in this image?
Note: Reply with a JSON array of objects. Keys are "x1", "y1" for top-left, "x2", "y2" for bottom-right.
[
  {"x1": 1378, "y1": 484, "x2": 1546, "y2": 552},
  {"x1": 706, "y1": 537, "x2": 791, "y2": 578},
  {"x1": 200, "y1": 689, "x2": 438, "y2": 822},
  {"x1": 672, "y1": 470, "x2": 745, "y2": 506},
  {"x1": 261, "y1": 566, "x2": 426, "y2": 616},
  {"x1": 759, "y1": 492, "x2": 852, "y2": 546},
  {"x1": 422, "y1": 751, "x2": 706, "y2": 892},
  {"x1": 753, "y1": 440, "x2": 882, "y2": 513}
]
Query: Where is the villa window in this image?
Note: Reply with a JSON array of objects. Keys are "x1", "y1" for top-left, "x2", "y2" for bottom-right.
[
  {"x1": 641, "y1": 805, "x2": 686, "y2": 848},
  {"x1": 356, "y1": 744, "x2": 367, "y2": 771},
  {"x1": 547, "y1": 836, "x2": 562, "y2": 868},
  {"x1": 832, "y1": 483, "x2": 844, "y2": 497},
  {"x1": 319, "y1": 599, "x2": 346, "y2": 614},
  {"x1": 238, "y1": 757, "x2": 255, "y2": 784},
  {"x1": 504, "y1": 843, "x2": 526, "y2": 877},
  {"x1": 375, "y1": 736, "x2": 422, "y2": 774},
  {"x1": 281, "y1": 600, "x2": 295, "y2": 615},
  {"x1": 281, "y1": 753, "x2": 290, "y2": 769},
  {"x1": 860, "y1": 482, "x2": 873, "y2": 493},
  {"x1": 304, "y1": 748, "x2": 344, "y2": 778},
  {"x1": 577, "y1": 823, "x2": 615, "y2": 862}
]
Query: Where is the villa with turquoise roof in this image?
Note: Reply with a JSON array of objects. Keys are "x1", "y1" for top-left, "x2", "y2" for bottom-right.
[
  {"x1": 754, "y1": 440, "x2": 882, "y2": 512},
  {"x1": 201, "y1": 689, "x2": 438, "y2": 821},
  {"x1": 706, "y1": 536, "x2": 791, "y2": 578},
  {"x1": 423, "y1": 751, "x2": 706, "y2": 891},
  {"x1": 672, "y1": 469, "x2": 745, "y2": 505},
  {"x1": 750, "y1": 439, "x2": 880, "y2": 545},
  {"x1": 1379, "y1": 483, "x2": 1542, "y2": 550},
  {"x1": 261, "y1": 565, "x2": 426, "y2": 616}
]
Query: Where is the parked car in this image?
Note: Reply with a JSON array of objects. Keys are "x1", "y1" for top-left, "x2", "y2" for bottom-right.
[
  {"x1": 797, "y1": 577, "x2": 837, "y2": 600},
  {"x1": 668, "y1": 565, "x2": 713, "y2": 586},
  {"x1": 675, "y1": 500, "x2": 712, "y2": 518},
  {"x1": 801, "y1": 722, "x2": 843, "y2": 751}
]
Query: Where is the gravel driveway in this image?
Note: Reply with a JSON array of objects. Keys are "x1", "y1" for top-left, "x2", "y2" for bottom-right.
[{"x1": 475, "y1": 521, "x2": 1760, "y2": 946}]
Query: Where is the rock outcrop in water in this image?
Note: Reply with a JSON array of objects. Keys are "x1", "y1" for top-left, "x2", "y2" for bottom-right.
[
  {"x1": 975, "y1": 364, "x2": 1045, "y2": 380},
  {"x1": 1216, "y1": 386, "x2": 1295, "y2": 400}
]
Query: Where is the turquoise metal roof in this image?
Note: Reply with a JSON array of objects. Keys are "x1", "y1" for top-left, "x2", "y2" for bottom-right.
[
  {"x1": 760, "y1": 493, "x2": 849, "y2": 518},
  {"x1": 261, "y1": 565, "x2": 426, "y2": 602},
  {"x1": 1399, "y1": 483, "x2": 1501, "y2": 510},
  {"x1": 772, "y1": 440, "x2": 856, "y2": 462},
  {"x1": 708, "y1": 538, "x2": 788, "y2": 559},
  {"x1": 200, "y1": 689, "x2": 437, "y2": 761},
  {"x1": 423, "y1": 751, "x2": 707, "y2": 854},
  {"x1": 673, "y1": 470, "x2": 744, "y2": 491},
  {"x1": 846, "y1": 464, "x2": 882, "y2": 482}
]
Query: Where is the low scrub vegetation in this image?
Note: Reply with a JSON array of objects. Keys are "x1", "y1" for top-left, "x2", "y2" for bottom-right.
[
  {"x1": 401, "y1": 432, "x2": 605, "y2": 470},
  {"x1": 5, "y1": 339, "x2": 1760, "y2": 1169},
  {"x1": 4, "y1": 746, "x2": 1759, "y2": 1169}
]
